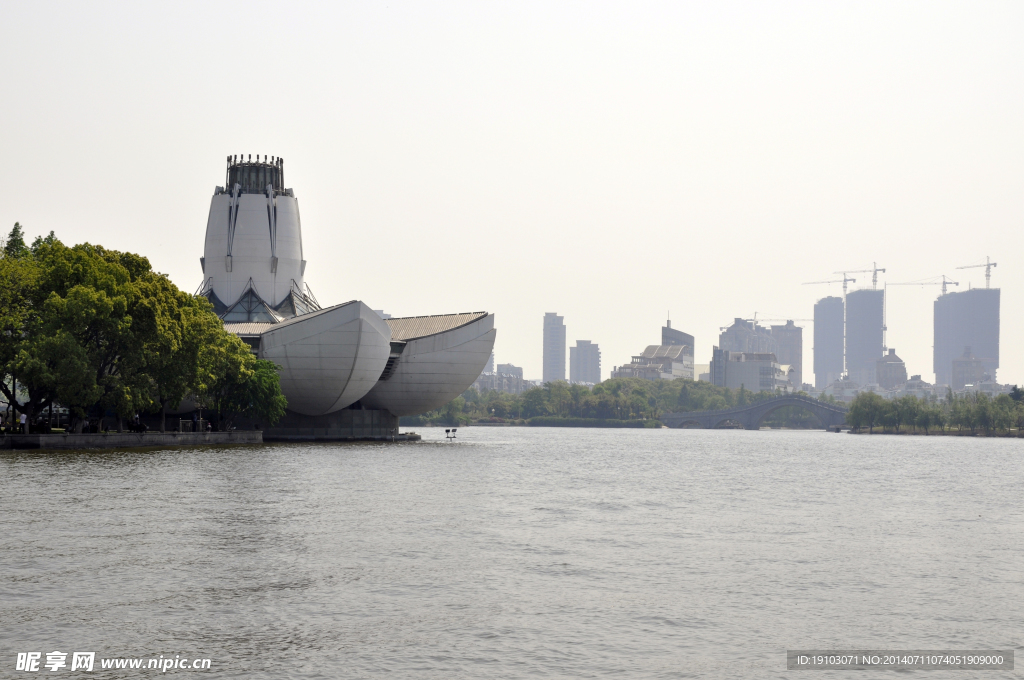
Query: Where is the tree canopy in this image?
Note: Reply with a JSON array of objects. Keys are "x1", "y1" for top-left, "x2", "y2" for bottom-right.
[
  {"x1": 0, "y1": 224, "x2": 286, "y2": 431},
  {"x1": 405, "y1": 377, "x2": 813, "y2": 427},
  {"x1": 845, "y1": 389, "x2": 1022, "y2": 435}
]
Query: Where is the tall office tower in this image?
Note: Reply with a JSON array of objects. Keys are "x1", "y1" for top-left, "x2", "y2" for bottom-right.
[
  {"x1": 543, "y1": 312, "x2": 566, "y2": 383},
  {"x1": 483, "y1": 352, "x2": 495, "y2": 373},
  {"x1": 719, "y1": 318, "x2": 778, "y2": 354},
  {"x1": 770, "y1": 321, "x2": 803, "y2": 388},
  {"x1": 569, "y1": 340, "x2": 602, "y2": 384},
  {"x1": 845, "y1": 289, "x2": 884, "y2": 385},
  {"x1": 933, "y1": 288, "x2": 1000, "y2": 386},
  {"x1": 662, "y1": 319, "x2": 695, "y2": 348},
  {"x1": 813, "y1": 296, "x2": 844, "y2": 389}
]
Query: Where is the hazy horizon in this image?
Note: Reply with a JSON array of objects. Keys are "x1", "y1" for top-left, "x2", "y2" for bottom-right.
[{"x1": 2, "y1": 1, "x2": 1021, "y2": 385}]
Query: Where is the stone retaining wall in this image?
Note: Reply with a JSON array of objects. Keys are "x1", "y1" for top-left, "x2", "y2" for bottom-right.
[{"x1": 0, "y1": 431, "x2": 263, "y2": 450}]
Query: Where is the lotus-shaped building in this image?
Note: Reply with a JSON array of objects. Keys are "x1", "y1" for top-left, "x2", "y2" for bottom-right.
[{"x1": 198, "y1": 155, "x2": 495, "y2": 438}]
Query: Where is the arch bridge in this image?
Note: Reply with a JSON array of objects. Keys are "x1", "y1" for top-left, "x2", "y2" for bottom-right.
[{"x1": 661, "y1": 394, "x2": 848, "y2": 430}]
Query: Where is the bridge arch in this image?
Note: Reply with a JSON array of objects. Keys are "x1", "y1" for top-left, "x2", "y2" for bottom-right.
[
  {"x1": 752, "y1": 401, "x2": 830, "y2": 430},
  {"x1": 661, "y1": 395, "x2": 847, "y2": 431}
]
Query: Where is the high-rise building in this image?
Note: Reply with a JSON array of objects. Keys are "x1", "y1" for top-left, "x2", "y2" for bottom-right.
[
  {"x1": 769, "y1": 321, "x2": 803, "y2": 388},
  {"x1": 662, "y1": 320, "x2": 694, "y2": 348},
  {"x1": 719, "y1": 318, "x2": 778, "y2": 354},
  {"x1": 569, "y1": 340, "x2": 602, "y2": 384},
  {"x1": 542, "y1": 312, "x2": 566, "y2": 383},
  {"x1": 876, "y1": 348, "x2": 908, "y2": 390},
  {"x1": 933, "y1": 289, "x2": 999, "y2": 386},
  {"x1": 483, "y1": 352, "x2": 494, "y2": 373},
  {"x1": 845, "y1": 289, "x2": 884, "y2": 385},
  {"x1": 813, "y1": 296, "x2": 844, "y2": 389}
]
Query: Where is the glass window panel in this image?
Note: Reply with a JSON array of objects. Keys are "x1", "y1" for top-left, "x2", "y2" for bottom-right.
[
  {"x1": 242, "y1": 291, "x2": 259, "y2": 311},
  {"x1": 222, "y1": 305, "x2": 249, "y2": 322},
  {"x1": 249, "y1": 304, "x2": 278, "y2": 322}
]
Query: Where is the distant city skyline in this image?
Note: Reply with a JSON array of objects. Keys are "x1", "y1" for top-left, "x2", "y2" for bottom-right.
[{"x1": 2, "y1": 4, "x2": 1021, "y2": 385}]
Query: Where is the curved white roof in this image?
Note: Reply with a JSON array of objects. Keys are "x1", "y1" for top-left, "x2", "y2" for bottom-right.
[{"x1": 386, "y1": 312, "x2": 489, "y2": 341}]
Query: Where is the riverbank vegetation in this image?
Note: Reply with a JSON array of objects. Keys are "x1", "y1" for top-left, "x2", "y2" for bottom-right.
[
  {"x1": 0, "y1": 224, "x2": 286, "y2": 432},
  {"x1": 846, "y1": 389, "x2": 1024, "y2": 435},
  {"x1": 401, "y1": 377, "x2": 835, "y2": 427}
]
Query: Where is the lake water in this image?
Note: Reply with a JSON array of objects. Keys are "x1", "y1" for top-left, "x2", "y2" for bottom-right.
[{"x1": 1, "y1": 428, "x2": 1021, "y2": 678}]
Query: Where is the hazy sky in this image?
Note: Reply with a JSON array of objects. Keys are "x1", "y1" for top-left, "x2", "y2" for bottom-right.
[{"x1": 2, "y1": 1, "x2": 1022, "y2": 384}]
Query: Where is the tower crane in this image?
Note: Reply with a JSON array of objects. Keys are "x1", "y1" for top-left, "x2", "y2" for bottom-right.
[
  {"x1": 887, "y1": 275, "x2": 959, "y2": 295},
  {"x1": 956, "y1": 256, "x2": 998, "y2": 288},
  {"x1": 803, "y1": 275, "x2": 856, "y2": 296},
  {"x1": 747, "y1": 314, "x2": 812, "y2": 324},
  {"x1": 883, "y1": 276, "x2": 958, "y2": 353},
  {"x1": 835, "y1": 262, "x2": 886, "y2": 289}
]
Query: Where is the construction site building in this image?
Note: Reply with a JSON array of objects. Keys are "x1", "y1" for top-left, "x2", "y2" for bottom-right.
[
  {"x1": 813, "y1": 296, "x2": 844, "y2": 389},
  {"x1": 934, "y1": 289, "x2": 999, "y2": 386},
  {"x1": 845, "y1": 289, "x2": 884, "y2": 386}
]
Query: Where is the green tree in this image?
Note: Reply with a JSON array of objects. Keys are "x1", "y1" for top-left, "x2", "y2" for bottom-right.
[
  {"x1": 847, "y1": 392, "x2": 887, "y2": 433},
  {"x1": 3, "y1": 223, "x2": 29, "y2": 258},
  {"x1": 892, "y1": 395, "x2": 920, "y2": 433},
  {"x1": 198, "y1": 332, "x2": 287, "y2": 429},
  {"x1": 992, "y1": 394, "x2": 1014, "y2": 433},
  {"x1": 521, "y1": 387, "x2": 549, "y2": 418},
  {"x1": 0, "y1": 226, "x2": 288, "y2": 432},
  {"x1": 140, "y1": 278, "x2": 223, "y2": 430}
]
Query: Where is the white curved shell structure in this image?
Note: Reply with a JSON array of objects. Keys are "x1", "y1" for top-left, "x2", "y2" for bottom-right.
[
  {"x1": 256, "y1": 301, "x2": 391, "y2": 416},
  {"x1": 201, "y1": 156, "x2": 498, "y2": 426},
  {"x1": 202, "y1": 157, "x2": 303, "y2": 307},
  {"x1": 360, "y1": 312, "x2": 496, "y2": 416}
]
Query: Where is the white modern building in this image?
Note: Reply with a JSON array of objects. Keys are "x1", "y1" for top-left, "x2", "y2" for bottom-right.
[{"x1": 199, "y1": 155, "x2": 496, "y2": 438}]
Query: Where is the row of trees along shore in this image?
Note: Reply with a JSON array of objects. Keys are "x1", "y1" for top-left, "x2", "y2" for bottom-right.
[
  {"x1": 401, "y1": 377, "x2": 834, "y2": 427},
  {"x1": 846, "y1": 389, "x2": 1024, "y2": 435},
  {"x1": 0, "y1": 224, "x2": 287, "y2": 433}
]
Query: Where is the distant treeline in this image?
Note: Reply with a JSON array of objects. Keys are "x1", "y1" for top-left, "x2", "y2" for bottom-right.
[
  {"x1": 400, "y1": 377, "x2": 833, "y2": 427},
  {"x1": 846, "y1": 389, "x2": 1024, "y2": 435},
  {"x1": 0, "y1": 224, "x2": 287, "y2": 432}
]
